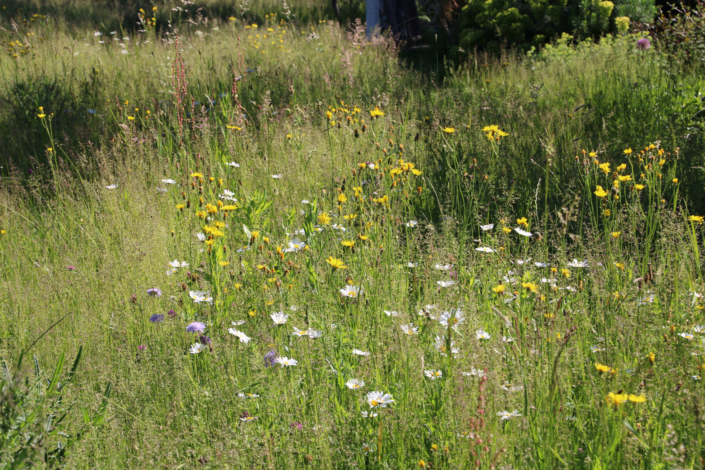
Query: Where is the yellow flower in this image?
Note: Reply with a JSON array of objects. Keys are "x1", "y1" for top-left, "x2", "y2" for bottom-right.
[
  {"x1": 338, "y1": 193, "x2": 347, "y2": 203},
  {"x1": 370, "y1": 107, "x2": 384, "y2": 118},
  {"x1": 688, "y1": 215, "x2": 704, "y2": 224},
  {"x1": 326, "y1": 111, "x2": 333, "y2": 120},
  {"x1": 516, "y1": 217, "x2": 528, "y2": 227},
  {"x1": 357, "y1": 234, "x2": 368, "y2": 241},
  {"x1": 606, "y1": 392, "x2": 628, "y2": 406},
  {"x1": 318, "y1": 213, "x2": 331, "y2": 225},
  {"x1": 219, "y1": 261, "x2": 230, "y2": 267},
  {"x1": 614, "y1": 262, "x2": 625, "y2": 270},
  {"x1": 634, "y1": 184, "x2": 645, "y2": 191},
  {"x1": 492, "y1": 284, "x2": 506, "y2": 294},
  {"x1": 672, "y1": 178, "x2": 678, "y2": 184},
  {"x1": 441, "y1": 127, "x2": 455, "y2": 134},
  {"x1": 522, "y1": 282, "x2": 538, "y2": 293},
  {"x1": 190, "y1": 172, "x2": 204, "y2": 178},
  {"x1": 648, "y1": 352, "x2": 655, "y2": 363},
  {"x1": 226, "y1": 125, "x2": 242, "y2": 131},
  {"x1": 250, "y1": 230, "x2": 260, "y2": 240},
  {"x1": 561, "y1": 269, "x2": 570, "y2": 278},
  {"x1": 0, "y1": 230, "x2": 5, "y2": 235},
  {"x1": 623, "y1": 148, "x2": 632, "y2": 155},
  {"x1": 617, "y1": 174, "x2": 632, "y2": 182},
  {"x1": 611, "y1": 231, "x2": 620, "y2": 239},
  {"x1": 176, "y1": 204, "x2": 185, "y2": 210},
  {"x1": 341, "y1": 240, "x2": 355, "y2": 248},
  {"x1": 502, "y1": 227, "x2": 511, "y2": 234},
  {"x1": 127, "y1": 116, "x2": 135, "y2": 121},
  {"x1": 343, "y1": 214, "x2": 357, "y2": 221},
  {"x1": 598, "y1": 162, "x2": 611, "y2": 174},
  {"x1": 616, "y1": 163, "x2": 627, "y2": 172},
  {"x1": 594, "y1": 186, "x2": 608, "y2": 198},
  {"x1": 628, "y1": 394, "x2": 646, "y2": 403},
  {"x1": 595, "y1": 363, "x2": 614, "y2": 374},
  {"x1": 326, "y1": 257, "x2": 347, "y2": 269},
  {"x1": 38, "y1": 113, "x2": 46, "y2": 118},
  {"x1": 234, "y1": 283, "x2": 242, "y2": 290}
]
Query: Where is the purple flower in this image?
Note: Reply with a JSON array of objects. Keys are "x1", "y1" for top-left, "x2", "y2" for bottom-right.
[
  {"x1": 264, "y1": 350, "x2": 277, "y2": 368},
  {"x1": 167, "y1": 309, "x2": 177, "y2": 318},
  {"x1": 138, "y1": 345, "x2": 146, "y2": 351},
  {"x1": 129, "y1": 294, "x2": 138, "y2": 304},
  {"x1": 67, "y1": 265, "x2": 75, "y2": 271},
  {"x1": 290, "y1": 422, "x2": 303, "y2": 431},
  {"x1": 637, "y1": 38, "x2": 651, "y2": 50},
  {"x1": 149, "y1": 314, "x2": 164, "y2": 323},
  {"x1": 199, "y1": 335, "x2": 212, "y2": 345},
  {"x1": 147, "y1": 288, "x2": 162, "y2": 297},
  {"x1": 28, "y1": 168, "x2": 34, "y2": 174},
  {"x1": 187, "y1": 321, "x2": 206, "y2": 333}
]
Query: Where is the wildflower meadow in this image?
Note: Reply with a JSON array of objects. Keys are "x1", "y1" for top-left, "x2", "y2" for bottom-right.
[{"x1": 1, "y1": 0, "x2": 705, "y2": 468}]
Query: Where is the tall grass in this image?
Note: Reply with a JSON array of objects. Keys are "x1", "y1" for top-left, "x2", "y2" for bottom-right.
[{"x1": 1, "y1": 5, "x2": 705, "y2": 468}]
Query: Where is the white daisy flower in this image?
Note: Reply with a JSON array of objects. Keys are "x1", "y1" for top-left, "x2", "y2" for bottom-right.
[
  {"x1": 346, "y1": 379, "x2": 365, "y2": 390},
  {"x1": 497, "y1": 410, "x2": 521, "y2": 420},
  {"x1": 271, "y1": 174, "x2": 283, "y2": 179},
  {"x1": 424, "y1": 370, "x2": 443, "y2": 380},
  {"x1": 283, "y1": 239, "x2": 306, "y2": 253},
  {"x1": 166, "y1": 268, "x2": 177, "y2": 276},
  {"x1": 679, "y1": 332, "x2": 695, "y2": 340},
  {"x1": 301, "y1": 200, "x2": 310, "y2": 204},
  {"x1": 401, "y1": 324, "x2": 419, "y2": 335},
  {"x1": 106, "y1": 184, "x2": 118, "y2": 189},
  {"x1": 330, "y1": 223, "x2": 346, "y2": 231},
  {"x1": 437, "y1": 280, "x2": 457, "y2": 288},
  {"x1": 292, "y1": 327, "x2": 309, "y2": 337},
  {"x1": 270, "y1": 312, "x2": 289, "y2": 325},
  {"x1": 340, "y1": 285, "x2": 362, "y2": 298},
  {"x1": 189, "y1": 343, "x2": 205, "y2": 354},
  {"x1": 434, "y1": 335, "x2": 459, "y2": 356},
  {"x1": 501, "y1": 383, "x2": 523, "y2": 392},
  {"x1": 226, "y1": 162, "x2": 240, "y2": 167},
  {"x1": 434, "y1": 264, "x2": 452, "y2": 271},
  {"x1": 637, "y1": 294, "x2": 655, "y2": 306},
  {"x1": 161, "y1": 179, "x2": 177, "y2": 184},
  {"x1": 476, "y1": 329, "x2": 491, "y2": 340},
  {"x1": 693, "y1": 325, "x2": 705, "y2": 334},
  {"x1": 476, "y1": 247, "x2": 496, "y2": 253},
  {"x1": 567, "y1": 259, "x2": 589, "y2": 268},
  {"x1": 480, "y1": 224, "x2": 494, "y2": 231},
  {"x1": 232, "y1": 320, "x2": 246, "y2": 326},
  {"x1": 439, "y1": 308, "x2": 464, "y2": 327},
  {"x1": 275, "y1": 356, "x2": 298, "y2": 366},
  {"x1": 156, "y1": 187, "x2": 167, "y2": 193},
  {"x1": 169, "y1": 259, "x2": 189, "y2": 268},
  {"x1": 196, "y1": 232, "x2": 207, "y2": 242},
  {"x1": 406, "y1": 220, "x2": 418, "y2": 227},
  {"x1": 534, "y1": 262, "x2": 550, "y2": 268},
  {"x1": 590, "y1": 345, "x2": 605, "y2": 353},
  {"x1": 514, "y1": 227, "x2": 532, "y2": 237},
  {"x1": 308, "y1": 329, "x2": 323, "y2": 338},
  {"x1": 238, "y1": 393, "x2": 259, "y2": 398},
  {"x1": 240, "y1": 416, "x2": 258, "y2": 422},
  {"x1": 352, "y1": 349, "x2": 371, "y2": 356},
  {"x1": 366, "y1": 391, "x2": 394, "y2": 408},
  {"x1": 384, "y1": 310, "x2": 400, "y2": 317},
  {"x1": 502, "y1": 336, "x2": 514, "y2": 343},
  {"x1": 94, "y1": 31, "x2": 102, "y2": 36},
  {"x1": 406, "y1": 262, "x2": 418, "y2": 268},
  {"x1": 189, "y1": 290, "x2": 213, "y2": 304},
  {"x1": 228, "y1": 328, "x2": 251, "y2": 343},
  {"x1": 361, "y1": 411, "x2": 378, "y2": 418}
]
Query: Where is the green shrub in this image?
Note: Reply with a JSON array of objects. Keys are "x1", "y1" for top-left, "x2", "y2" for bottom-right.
[{"x1": 459, "y1": 0, "x2": 655, "y2": 52}]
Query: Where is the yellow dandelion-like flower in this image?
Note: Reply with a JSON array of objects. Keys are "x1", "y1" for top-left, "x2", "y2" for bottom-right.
[{"x1": 326, "y1": 257, "x2": 347, "y2": 269}]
